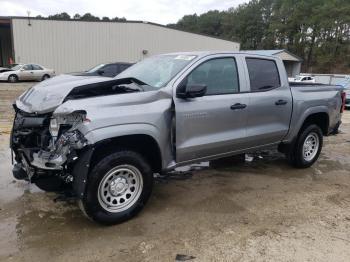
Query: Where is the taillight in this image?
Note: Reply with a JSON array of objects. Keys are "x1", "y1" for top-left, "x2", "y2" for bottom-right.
[{"x1": 340, "y1": 91, "x2": 346, "y2": 113}]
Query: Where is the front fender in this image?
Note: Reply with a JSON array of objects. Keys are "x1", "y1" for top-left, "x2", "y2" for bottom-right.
[
  {"x1": 82, "y1": 123, "x2": 171, "y2": 169},
  {"x1": 83, "y1": 123, "x2": 162, "y2": 146}
]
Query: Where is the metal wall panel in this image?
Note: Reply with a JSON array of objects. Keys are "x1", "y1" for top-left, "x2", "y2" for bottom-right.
[{"x1": 12, "y1": 19, "x2": 240, "y2": 73}]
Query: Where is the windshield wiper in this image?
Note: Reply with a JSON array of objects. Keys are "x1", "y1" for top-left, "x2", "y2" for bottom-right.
[{"x1": 116, "y1": 77, "x2": 154, "y2": 89}]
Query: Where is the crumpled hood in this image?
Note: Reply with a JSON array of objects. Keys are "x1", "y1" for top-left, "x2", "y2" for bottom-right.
[
  {"x1": 0, "y1": 68, "x2": 12, "y2": 73},
  {"x1": 16, "y1": 74, "x2": 111, "y2": 113}
]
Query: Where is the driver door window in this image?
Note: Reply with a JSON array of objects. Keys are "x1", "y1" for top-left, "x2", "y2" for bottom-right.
[
  {"x1": 186, "y1": 58, "x2": 239, "y2": 95},
  {"x1": 22, "y1": 64, "x2": 32, "y2": 70}
]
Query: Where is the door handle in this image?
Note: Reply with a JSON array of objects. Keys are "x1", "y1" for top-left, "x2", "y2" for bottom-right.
[
  {"x1": 230, "y1": 103, "x2": 247, "y2": 110},
  {"x1": 275, "y1": 99, "x2": 288, "y2": 105}
]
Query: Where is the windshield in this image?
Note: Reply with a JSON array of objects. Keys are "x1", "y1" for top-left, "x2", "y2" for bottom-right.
[
  {"x1": 87, "y1": 64, "x2": 105, "y2": 73},
  {"x1": 11, "y1": 64, "x2": 22, "y2": 71},
  {"x1": 117, "y1": 54, "x2": 196, "y2": 89}
]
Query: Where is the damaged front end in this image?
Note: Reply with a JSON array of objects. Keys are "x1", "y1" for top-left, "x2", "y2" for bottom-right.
[{"x1": 11, "y1": 106, "x2": 90, "y2": 194}]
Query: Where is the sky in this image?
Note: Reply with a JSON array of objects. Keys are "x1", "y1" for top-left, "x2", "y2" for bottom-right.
[{"x1": 0, "y1": 0, "x2": 248, "y2": 25}]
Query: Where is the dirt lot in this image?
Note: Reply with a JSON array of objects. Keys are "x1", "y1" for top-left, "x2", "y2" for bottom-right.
[{"x1": 0, "y1": 82, "x2": 350, "y2": 262}]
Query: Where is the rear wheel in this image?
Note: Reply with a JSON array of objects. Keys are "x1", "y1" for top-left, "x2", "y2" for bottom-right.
[
  {"x1": 286, "y1": 124, "x2": 323, "y2": 168},
  {"x1": 8, "y1": 74, "x2": 18, "y2": 83},
  {"x1": 41, "y1": 74, "x2": 50, "y2": 81},
  {"x1": 79, "y1": 150, "x2": 153, "y2": 225}
]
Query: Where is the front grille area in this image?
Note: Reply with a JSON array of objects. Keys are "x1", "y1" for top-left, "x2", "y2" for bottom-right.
[{"x1": 11, "y1": 110, "x2": 52, "y2": 162}]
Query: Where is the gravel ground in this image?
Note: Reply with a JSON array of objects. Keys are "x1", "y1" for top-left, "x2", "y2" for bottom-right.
[
  {"x1": 0, "y1": 82, "x2": 33, "y2": 135},
  {"x1": 0, "y1": 82, "x2": 350, "y2": 262}
]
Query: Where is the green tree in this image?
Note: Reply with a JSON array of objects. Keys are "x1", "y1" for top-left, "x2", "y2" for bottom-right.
[
  {"x1": 80, "y1": 13, "x2": 100, "y2": 21},
  {"x1": 73, "y1": 13, "x2": 81, "y2": 20},
  {"x1": 48, "y1": 12, "x2": 70, "y2": 20},
  {"x1": 170, "y1": 0, "x2": 350, "y2": 73}
]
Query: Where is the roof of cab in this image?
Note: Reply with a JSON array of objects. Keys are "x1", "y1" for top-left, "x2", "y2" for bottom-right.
[{"x1": 159, "y1": 51, "x2": 280, "y2": 60}]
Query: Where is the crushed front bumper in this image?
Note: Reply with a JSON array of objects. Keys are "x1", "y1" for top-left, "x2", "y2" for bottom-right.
[{"x1": 10, "y1": 107, "x2": 91, "y2": 197}]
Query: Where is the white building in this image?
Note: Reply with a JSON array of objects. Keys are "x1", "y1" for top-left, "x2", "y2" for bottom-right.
[{"x1": 0, "y1": 17, "x2": 240, "y2": 73}]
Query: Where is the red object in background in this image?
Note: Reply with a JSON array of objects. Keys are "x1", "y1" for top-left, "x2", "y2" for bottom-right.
[{"x1": 9, "y1": 57, "x2": 13, "y2": 64}]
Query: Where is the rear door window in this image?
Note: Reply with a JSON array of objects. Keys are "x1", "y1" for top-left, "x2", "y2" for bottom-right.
[
  {"x1": 246, "y1": 58, "x2": 280, "y2": 91},
  {"x1": 32, "y1": 64, "x2": 43, "y2": 70}
]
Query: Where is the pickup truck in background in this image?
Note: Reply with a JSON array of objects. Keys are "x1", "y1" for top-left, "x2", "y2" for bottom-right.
[{"x1": 10, "y1": 52, "x2": 346, "y2": 224}]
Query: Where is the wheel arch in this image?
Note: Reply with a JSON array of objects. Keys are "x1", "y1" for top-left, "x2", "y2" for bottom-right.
[
  {"x1": 300, "y1": 112, "x2": 329, "y2": 135},
  {"x1": 90, "y1": 134, "x2": 163, "y2": 174},
  {"x1": 8, "y1": 74, "x2": 18, "y2": 81},
  {"x1": 72, "y1": 134, "x2": 162, "y2": 199},
  {"x1": 280, "y1": 109, "x2": 329, "y2": 153}
]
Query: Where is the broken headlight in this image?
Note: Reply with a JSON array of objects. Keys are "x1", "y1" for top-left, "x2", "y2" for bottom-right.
[{"x1": 49, "y1": 111, "x2": 87, "y2": 138}]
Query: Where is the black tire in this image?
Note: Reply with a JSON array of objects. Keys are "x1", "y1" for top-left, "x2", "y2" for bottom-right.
[
  {"x1": 286, "y1": 124, "x2": 323, "y2": 168},
  {"x1": 41, "y1": 74, "x2": 50, "y2": 81},
  {"x1": 8, "y1": 74, "x2": 18, "y2": 83},
  {"x1": 79, "y1": 150, "x2": 153, "y2": 225}
]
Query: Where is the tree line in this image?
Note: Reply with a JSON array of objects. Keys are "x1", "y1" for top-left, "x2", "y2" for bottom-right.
[
  {"x1": 169, "y1": 0, "x2": 350, "y2": 73},
  {"x1": 36, "y1": 12, "x2": 126, "y2": 22}
]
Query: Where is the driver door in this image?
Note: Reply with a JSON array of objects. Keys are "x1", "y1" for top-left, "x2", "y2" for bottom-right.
[
  {"x1": 20, "y1": 64, "x2": 34, "y2": 80},
  {"x1": 174, "y1": 56, "x2": 249, "y2": 163}
]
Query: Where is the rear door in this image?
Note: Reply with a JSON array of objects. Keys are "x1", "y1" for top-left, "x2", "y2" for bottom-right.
[
  {"x1": 174, "y1": 55, "x2": 250, "y2": 163},
  {"x1": 244, "y1": 57, "x2": 292, "y2": 147},
  {"x1": 31, "y1": 64, "x2": 44, "y2": 80}
]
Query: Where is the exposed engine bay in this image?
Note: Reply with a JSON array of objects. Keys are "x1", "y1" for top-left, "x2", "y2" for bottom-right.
[{"x1": 11, "y1": 106, "x2": 89, "y2": 191}]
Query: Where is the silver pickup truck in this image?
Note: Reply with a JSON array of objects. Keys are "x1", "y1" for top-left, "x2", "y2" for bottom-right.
[{"x1": 11, "y1": 51, "x2": 346, "y2": 224}]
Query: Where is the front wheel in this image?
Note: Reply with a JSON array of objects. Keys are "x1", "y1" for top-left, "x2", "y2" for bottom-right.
[
  {"x1": 79, "y1": 150, "x2": 153, "y2": 225},
  {"x1": 286, "y1": 124, "x2": 323, "y2": 168},
  {"x1": 8, "y1": 74, "x2": 18, "y2": 83}
]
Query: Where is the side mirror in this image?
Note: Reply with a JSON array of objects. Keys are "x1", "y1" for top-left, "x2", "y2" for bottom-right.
[
  {"x1": 176, "y1": 84, "x2": 207, "y2": 99},
  {"x1": 97, "y1": 69, "x2": 104, "y2": 75},
  {"x1": 20, "y1": 68, "x2": 25, "y2": 71}
]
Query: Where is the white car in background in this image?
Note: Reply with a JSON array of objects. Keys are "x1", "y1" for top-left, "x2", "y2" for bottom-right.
[
  {"x1": 0, "y1": 64, "x2": 55, "y2": 83},
  {"x1": 293, "y1": 75, "x2": 316, "y2": 83}
]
